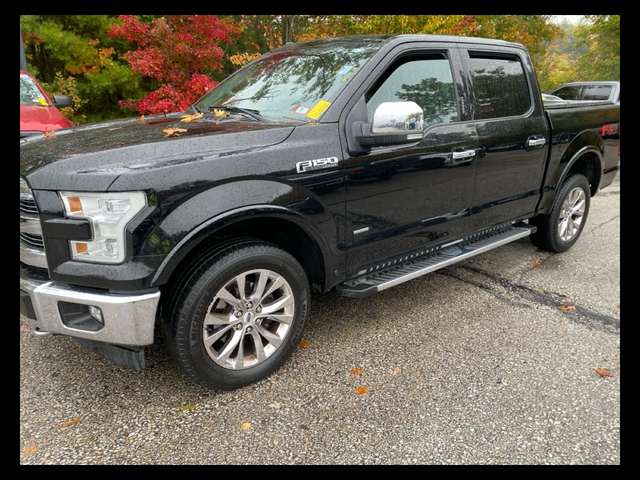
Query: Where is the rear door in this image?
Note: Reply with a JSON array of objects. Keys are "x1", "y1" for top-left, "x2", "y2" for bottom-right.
[{"x1": 459, "y1": 47, "x2": 550, "y2": 230}]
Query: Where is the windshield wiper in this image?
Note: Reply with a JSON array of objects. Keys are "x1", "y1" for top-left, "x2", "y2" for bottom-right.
[{"x1": 207, "y1": 105, "x2": 265, "y2": 121}]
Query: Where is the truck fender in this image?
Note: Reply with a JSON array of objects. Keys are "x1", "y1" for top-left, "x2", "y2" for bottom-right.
[
  {"x1": 553, "y1": 131, "x2": 604, "y2": 198},
  {"x1": 147, "y1": 179, "x2": 336, "y2": 287}
]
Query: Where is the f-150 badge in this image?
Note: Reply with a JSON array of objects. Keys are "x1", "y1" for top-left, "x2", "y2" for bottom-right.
[{"x1": 296, "y1": 156, "x2": 339, "y2": 174}]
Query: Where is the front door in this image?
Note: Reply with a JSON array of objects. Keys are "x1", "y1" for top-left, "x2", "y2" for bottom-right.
[{"x1": 343, "y1": 48, "x2": 479, "y2": 276}]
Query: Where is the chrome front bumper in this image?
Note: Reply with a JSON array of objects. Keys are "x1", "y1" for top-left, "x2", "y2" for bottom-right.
[{"x1": 20, "y1": 274, "x2": 160, "y2": 346}]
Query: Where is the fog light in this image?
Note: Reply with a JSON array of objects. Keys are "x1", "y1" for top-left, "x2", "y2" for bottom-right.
[
  {"x1": 89, "y1": 305, "x2": 104, "y2": 324},
  {"x1": 59, "y1": 302, "x2": 105, "y2": 332}
]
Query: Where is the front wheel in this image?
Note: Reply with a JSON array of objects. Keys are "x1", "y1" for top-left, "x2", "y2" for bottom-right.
[
  {"x1": 529, "y1": 173, "x2": 591, "y2": 253},
  {"x1": 163, "y1": 241, "x2": 309, "y2": 390}
]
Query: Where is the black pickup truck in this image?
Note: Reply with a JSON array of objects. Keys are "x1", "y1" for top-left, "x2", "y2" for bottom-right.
[{"x1": 20, "y1": 34, "x2": 620, "y2": 390}]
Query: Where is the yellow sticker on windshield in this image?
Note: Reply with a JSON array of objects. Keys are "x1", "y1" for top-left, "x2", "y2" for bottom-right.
[{"x1": 306, "y1": 100, "x2": 331, "y2": 120}]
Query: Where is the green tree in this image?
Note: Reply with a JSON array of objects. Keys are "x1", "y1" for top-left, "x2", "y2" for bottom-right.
[
  {"x1": 535, "y1": 16, "x2": 620, "y2": 91},
  {"x1": 574, "y1": 15, "x2": 620, "y2": 81},
  {"x1": 470, "y1": 15, "x2": 562, "y2": 58},
  {"x1": 536, "y1": 20, "x2": 588, "y2": 91},
  {"x1": 20, "y1": 15, "x2": 144, "y2": 123}
]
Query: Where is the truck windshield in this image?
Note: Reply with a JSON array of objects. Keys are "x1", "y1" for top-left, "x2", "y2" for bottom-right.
[{"x1": 194, "y1": 38, "x2": 384, "y2": 122}]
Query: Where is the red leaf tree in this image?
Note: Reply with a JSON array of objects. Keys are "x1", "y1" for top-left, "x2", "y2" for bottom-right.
[{"x1": 108, "y1": 15, "x2": 239, "y2": 114}]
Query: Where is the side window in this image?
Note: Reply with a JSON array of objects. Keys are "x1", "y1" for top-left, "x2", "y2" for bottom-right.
[
  {"x1": 365, "y1": 55, "x2": 458, "y2": 129},
  {"x1": 582, "y1": 85, "x2": 612, "y2": 101},
  {"x1": 468, "y1": 54, "x2": 531, "y2": 119},
  {"x1": 553, "y1": 85, "x2": 582, "y2": 100}
]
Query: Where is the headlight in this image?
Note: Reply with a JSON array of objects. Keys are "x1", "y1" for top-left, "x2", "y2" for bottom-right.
[{"x1": 59, "y1": 191, "x2": 147, "y2": 264}]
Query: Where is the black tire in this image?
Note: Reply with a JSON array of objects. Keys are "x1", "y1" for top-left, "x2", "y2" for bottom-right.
[
  {"x1": 162, "y1": 241, "x2": 309, "y2": 390},
  {"x1": 529, "y1": 173, "x2": 591, "y2": 253}
]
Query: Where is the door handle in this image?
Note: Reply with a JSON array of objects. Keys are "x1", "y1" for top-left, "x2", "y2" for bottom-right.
[
  {"x1": 526, "y1": 136, "x2": 546, "y2": 148},
  {"x1": 451, "y1": 149, "x2": 476, "y2": 163},
  {"x1": 452, "y1": 149, "x2": 476, "y2": 160}
]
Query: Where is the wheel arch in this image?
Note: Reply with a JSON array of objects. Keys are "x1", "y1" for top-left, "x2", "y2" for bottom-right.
[
  {"x1": 557, "y1": 129, "x2": 605, "y2": 198},
  {"x1": 562, "y1": 147, "x2": 603, "y2": 198},
  {"x1": 152, "y1": 206, "x2": 330, "y2": 297}
]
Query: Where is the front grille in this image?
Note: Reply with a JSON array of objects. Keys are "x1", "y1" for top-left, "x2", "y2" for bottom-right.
[
  {"x1": 20, "y1": 232, "x2": 45, "y2": 249},
  {"x1": 20, "y1": 261, "x2": 49, "y2": 281},
  {"x1": 20, "y1": 177, "x2": 47, "y2": 269},
  {"x1": 20, "y1": 195, "x2": 38, "y2": 215}
]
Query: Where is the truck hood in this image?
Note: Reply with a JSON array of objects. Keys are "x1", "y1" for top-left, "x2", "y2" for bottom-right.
[{"x1": 20, "y1": 112, "x2": 296, "y2": 191}]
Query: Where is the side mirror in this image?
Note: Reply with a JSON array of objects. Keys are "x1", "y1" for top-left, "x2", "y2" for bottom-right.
[
  {"x1": 354, "y1": 101, "x2": 424, "y2": 148},
  {"x1": 52, "y1": 94, "x2": 72, "y2": 109}
]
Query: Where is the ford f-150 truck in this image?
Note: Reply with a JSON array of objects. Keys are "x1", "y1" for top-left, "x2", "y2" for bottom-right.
[{"x1": 20, "y1": 34, "x2": 620, "y2": 390}]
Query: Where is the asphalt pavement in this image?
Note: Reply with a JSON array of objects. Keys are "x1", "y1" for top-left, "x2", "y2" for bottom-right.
[{"x1": 20, "y1": 171, "x2": 620, "y2": 465}]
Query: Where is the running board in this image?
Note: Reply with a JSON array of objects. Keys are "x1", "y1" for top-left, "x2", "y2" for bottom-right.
[{"x1": 337, "y1": 223, "x2": 536, "y2": 298}]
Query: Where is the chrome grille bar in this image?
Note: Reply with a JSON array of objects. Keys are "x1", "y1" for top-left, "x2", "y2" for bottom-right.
[{"x1": 20, "y1": 177, "x2": 47, "y2": 269}]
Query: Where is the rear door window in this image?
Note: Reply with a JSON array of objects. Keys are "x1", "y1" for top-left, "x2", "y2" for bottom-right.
[{"x1": 467, "y1": 54, "x2": 531, "y2": 119}]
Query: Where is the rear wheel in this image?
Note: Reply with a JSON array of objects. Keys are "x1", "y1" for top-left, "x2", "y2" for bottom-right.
[
  {"x1": 530, "y1": 173, "x2": 590, "y2": 253},
  {"x1": 163, "y1": 241, "x2": 309, "y2": 390}
]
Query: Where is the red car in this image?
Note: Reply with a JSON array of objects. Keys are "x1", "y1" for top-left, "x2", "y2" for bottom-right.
[{"x1": 20, "y1": 70, "x2": 73, "y2": 139}]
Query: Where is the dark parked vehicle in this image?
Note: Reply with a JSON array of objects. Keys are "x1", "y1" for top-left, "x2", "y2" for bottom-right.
[
  {"x1": 549, "y1": 81, "x2": 620, "y2": 103},
  {"x1": 20, "y1": 34, "x2": 620, "y2": 391}
]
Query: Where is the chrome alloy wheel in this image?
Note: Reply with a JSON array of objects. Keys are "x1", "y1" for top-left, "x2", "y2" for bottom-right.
[
  {"x1": 203, "y1": 269, "x2": 295, "y2": 369},
  {"x1": 557, "y1": 186, "x2": 586, "y2": 243}
]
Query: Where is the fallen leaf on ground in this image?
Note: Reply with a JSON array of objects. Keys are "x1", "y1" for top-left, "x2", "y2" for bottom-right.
[
  {"x1": 25, "y1": 445, "x2": 36, "y2": 456},
  {"x1": 533, "y1": 260, "x2": 541, "y2": 265},
  {"x1": 178, "y1": 404, "x2": 196, "y2": 411},
  {"x1": 163, "y1": 127, "x2": 187, "y2": 137},
  {"x1": 558, "y1": 305, "x2": 576, "y2": 311},
  {"x1": 355, "y1": 385, "x2": 368, "y2": 395},
  {"x1": 136, "y1": 115, "x2": 145, "y2": 122},
  {"x1": 350, "y1": 368, "x2": 363, "y2": 375},
  {"x1": 59, "y1": 418, "x2": 80, "y2": 429},
  {"x1": 392, "y1": 367, "x2": 401, "y2": 374},
  {"x1": 43, "y1": 129, "x2": 56, "y2": 138},
  {"x1": 299, "y1": 340, "x2": 310, "y2": 348},
  {"x1": 241, "y1": 422, "x2": 251, "y2": 430},
  {"x1": 595, "y1": 368, "x2": 613, "y2": 377}
]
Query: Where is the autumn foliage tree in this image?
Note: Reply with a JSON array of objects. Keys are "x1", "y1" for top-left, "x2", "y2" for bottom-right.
[
  {"x1": 574, "y1": 15, "x2": 620, "y2": 81},
  {"x1": 19, "y1": 15, "x2": 143, "y2": 123},
  {"x1": 107, "y1": 15, "x2": 239, "y2": 114},
  {"x1": 21, "y1": 15, "x2": 618, "y2": 122}
]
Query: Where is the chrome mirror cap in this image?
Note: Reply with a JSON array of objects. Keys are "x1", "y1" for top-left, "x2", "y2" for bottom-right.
[{"x1": 372, "y1": 101, "x2": 424, "y2": 135}]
